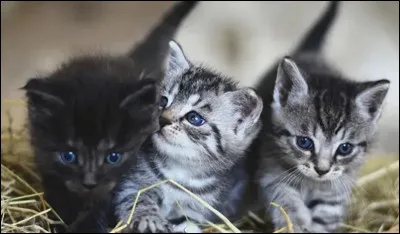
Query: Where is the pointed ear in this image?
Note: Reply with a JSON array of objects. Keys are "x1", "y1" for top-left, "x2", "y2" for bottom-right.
[
  {"x1": 166, "y1": 40, "x2": 191, "y2": 77},
  {"x1": 119, "y1": 81, "x2": 159, "y2": 112},
  {"x1": 21, "y1": 78, "x2": 65, "y2": 117},
  {"x1": 273, "y1": 57, "x2": 308, "y2": 108},
  {"x1": 226, "y1": 88, "x2": 263, "y2": 129},
  {"x1": 21, "y1": 78, "x2": 64, "y2": 105},
  {"x1": 355, "y1": 79, "x2": 390, "y2": 119}
]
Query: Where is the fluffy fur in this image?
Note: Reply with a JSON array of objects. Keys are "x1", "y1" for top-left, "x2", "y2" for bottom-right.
[
  {"x1": 22, "y1": 1, "x2": 198, "y2": 232},
  {"x1": 113, "y1": 40, "x2": 263, "y2": 233},
  {"x1": 251, "y1": 1, "x2": 391, "y2": 233}
]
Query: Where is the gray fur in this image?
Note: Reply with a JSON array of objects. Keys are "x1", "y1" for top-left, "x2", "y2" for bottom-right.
[
  {"x1": 257, "y1": 56, "x2": 390, "y2": 233},
  {"x1": 113, "y1": 40, "x2": 263, "y2": 233}
]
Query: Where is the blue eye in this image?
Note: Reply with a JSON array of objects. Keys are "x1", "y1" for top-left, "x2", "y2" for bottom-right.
[
  {"x1": 337, "y1": 143, "x2": 353, "y2": 156},
  {"x1": 185, "y1": 111, "x2": 205, "y2": 126},
  {"x1": 296, "y1": 136, "x2": 314, "y2": 150},
  {"x1": 105, "y1": 152, "x2": 123, "y2": 165},
  {"x1": 160, "y1": 96, "x2": 168, "y2": 108},
  {"x1": 60, "y1": 151, "x2": 76, "y2": 163}
]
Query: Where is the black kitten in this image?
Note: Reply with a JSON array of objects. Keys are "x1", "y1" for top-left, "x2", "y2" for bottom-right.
[{"x1": 22, "y1": 1, "x2": 198, "y2": 232}]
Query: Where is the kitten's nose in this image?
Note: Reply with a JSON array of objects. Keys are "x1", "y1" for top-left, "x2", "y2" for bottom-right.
[
  {"x1": 83, "y1": 182, "x2": 97, "y2": 190},
  {"x1": 159, "y1": 116, "x2": 171, "y2": 128},
  {"x1": 83, "y1": 173, "x2": 97, "y2": 190},
  {"x1": 314, "y1": 167, "x2": 330, "y2": 176}
]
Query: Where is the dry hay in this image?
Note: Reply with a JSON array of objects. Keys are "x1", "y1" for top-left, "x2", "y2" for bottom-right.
[{"x1": 1, "y1": 100, "x2": 399, "y2": 233}]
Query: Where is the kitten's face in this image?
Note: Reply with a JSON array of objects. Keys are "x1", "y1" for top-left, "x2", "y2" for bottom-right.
[
  {"x1": 23, "y1": 57, "x2": 160, "y2": 198},
  {"x1": 271, "y1": 58, "x2": 390, "y2": 181},
  {"x1": 152, "y1": 41, "x2": 263, "y2": 170}
]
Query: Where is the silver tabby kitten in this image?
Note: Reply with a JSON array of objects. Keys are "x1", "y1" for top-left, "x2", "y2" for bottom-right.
[
  {"x1": 114, "y1": 40, "x2": 263, "y2": 233},
  {"x1": 258, "y1": 54, "x2": 390, "y2": 233}
]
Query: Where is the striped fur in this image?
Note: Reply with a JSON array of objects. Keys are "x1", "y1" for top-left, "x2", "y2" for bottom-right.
[
  {"x1": 250, "y1": 2, "x2": 389, "y2": 232},
  {"x1": 256, "y1": 56, "x2": 390, "y2": 233},
  {"x1": 113, "y1": 41, "x2": 263, "y2": 233}
]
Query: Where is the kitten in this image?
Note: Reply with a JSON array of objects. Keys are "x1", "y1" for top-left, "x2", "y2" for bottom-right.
[
  {"x1": 22, "y1": 1, "x2": 198, "y2": 232},
  {"x1": 113, "y1": 40, "x2": 263, "y2": 233},
  {"x1": 252, "y1": 1, "x2": 391, "y2": 233}
]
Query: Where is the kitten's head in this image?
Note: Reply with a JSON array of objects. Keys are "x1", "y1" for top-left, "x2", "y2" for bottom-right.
[
  {"x1": 23, "y1": 57, "x2": 160, "y2": 199},
  {"x1": 152, "y1": 41, "x2": 263, "y2": 171},
  {"x1": 22, "y1": 1, "x2": 198, "y2": 199},
  {"x1": 271, "y1": 57, "x2": 390, "y2": 181}
]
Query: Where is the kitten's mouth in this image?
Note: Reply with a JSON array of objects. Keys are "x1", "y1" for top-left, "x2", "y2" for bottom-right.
[
  {"x1": 154, "y1": 129, "x2": 180, "y2": 147},
  {"x1": 155, "y1": 130, "x2": 167, "y2": 139},
  {"x1": 155, "y1": 129, "x2": 171, "y2": 142}
]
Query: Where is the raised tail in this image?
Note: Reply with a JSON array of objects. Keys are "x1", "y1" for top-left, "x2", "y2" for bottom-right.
[
  {"x1": 255, "y1": 1, "x2": 340, "y2": 100},
  {"x1": 129, "y1": 1, "x2": 198, "y2": 78},
  {"x1": 293, "y1": 1, "x2": 340, "y2": 54}
]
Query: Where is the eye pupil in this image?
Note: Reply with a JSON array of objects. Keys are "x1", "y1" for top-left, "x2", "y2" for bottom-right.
[
  {"x1": 296, "y1": 136, "x2": 314, "y2": 150},
  {"x1": 106, "y1": 152, "x2": 122, "y2": 165},
  {"x1": 160, "y1": 96, "x2": 168, "y2": 108},
  {"x1": 60, "y1": 151, "x2": 76, "y2": 163},
  {"x1": 185, "y1": 111, "x2": 205, "y2": 126}
]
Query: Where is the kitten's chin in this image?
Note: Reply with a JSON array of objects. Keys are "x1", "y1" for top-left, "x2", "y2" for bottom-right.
[{"x1": 152, "y1": 133, "x2": 200, "y2": 161}]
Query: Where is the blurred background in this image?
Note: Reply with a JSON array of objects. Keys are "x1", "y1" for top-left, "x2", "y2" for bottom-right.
[{"x1": 1, "y1": 1, "x2": 399, "y2": 156}]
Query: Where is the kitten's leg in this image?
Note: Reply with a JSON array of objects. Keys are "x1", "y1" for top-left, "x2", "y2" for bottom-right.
[
  {"x1": 308, "y1": 199, "x2": 345, "y2": 233},
  {"x1": 114, "y1": 184, "x2": 172, "y2": 233},
  {"x1": 264, "y1": 184, "x2": 312, "y2": 233},
  {"x1": 66, "y1": 199, "x2": 110, "y2": 233},
  {"x1": 43, "y1": 182, "x2": 79, "y2": 232}
]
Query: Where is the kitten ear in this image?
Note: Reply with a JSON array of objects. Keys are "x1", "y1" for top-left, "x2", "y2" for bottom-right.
[
  {"x1": 229, "y1": 88, "x2": 263, "y2": 128},
  {"x1": 21, "y1": 78, "x2": 65, "y2": 117},
  {"x1": 355, "y1": 79, "x2": 390, "y2": 119},
  {"x1": 273, "y1": 57, "x2": 308, "y2": 107},
  {"x1": 119, "y1": 82, "x2": 158, "y2": 111},
  {"x1": 21, "y1": 78, "x2": 64, "y2": 106},
  {"x1": 166, "y1": 40, "x2": 191, "y2": 77}
]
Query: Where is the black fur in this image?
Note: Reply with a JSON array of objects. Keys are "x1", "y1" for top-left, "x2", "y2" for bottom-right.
[{"x1": 22, "y1": 1, "x2": 198, "y2": 232}]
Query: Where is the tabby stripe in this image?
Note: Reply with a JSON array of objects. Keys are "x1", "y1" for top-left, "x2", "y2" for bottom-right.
[
  {"x1": 198, "y1": 141, "x2": 220, "y2": 162},
  {"x1": 200, "y1": 104, "x2": 212, "y2": 112},
  {"x1": 184, "y1": 126, "x2": 209, "y2": 142},
  {"x1": 145, "y1": 156, "x2": 166, "y2": 181},
  {"x1": 193, "y1": 97, "x2": 202, "y2": 106},
  {"x1": 146, "y1": 151, "x2": 217, "y2": 195},
  {"x1": 335, "y1": 95, "x2": 349, "y2": 135},
  {"x1": 307, "y1": 199, "x2": 341, "y2": 209},
  {"x1": 312, "y1": 217, "x2": 328, "y2": 225},
  {"x1": 358, "y1": 141, "x2": 367, "y2": 148},
  {"x1": 312, "y1": 215, "x2": 340, "y2": 225},
  {"x1": 314, "y1": 95, "x2": 326, "y2": 132},
  {"x1": 119, "y1": 195, "x2": 136, "y2": 209},
  {"x1": 210, "y1": 123, "x2": 224, "y2": 154},
  {"x1": 168, "y1": 216, "x2": 187, "y2": 225}
]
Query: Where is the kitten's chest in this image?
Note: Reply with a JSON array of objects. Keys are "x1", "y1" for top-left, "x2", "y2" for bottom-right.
[
  {"x1": 158, "y1": 167, "x2": 220, "y2": 222},
  {"x1": 299, "y1": 182, "x2": 342, "y2": 204}
]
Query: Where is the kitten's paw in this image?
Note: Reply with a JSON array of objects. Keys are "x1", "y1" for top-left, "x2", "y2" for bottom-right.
[
  {"x1": 124, "y1": 214, "x2": 172, "y2": 233},
  {"x1": 273, "y1": 214, "x2": 311, "y2": 233},
  {"x1": 172, "y1": 221, "x2": 202, "y2": 233}
]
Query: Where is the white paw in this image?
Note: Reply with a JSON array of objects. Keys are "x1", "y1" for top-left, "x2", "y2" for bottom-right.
[{"x1": 173, "y1": 221, "x2": 202, "y2": 233}]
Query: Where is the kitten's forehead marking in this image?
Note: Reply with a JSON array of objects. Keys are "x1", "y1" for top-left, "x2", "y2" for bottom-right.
[
  {"x1": 188, "y1": 94, "x2": 201, "y2": 106},
  {"x1": 97, "y1": 139, "x2": 115, "y2": 151}
]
